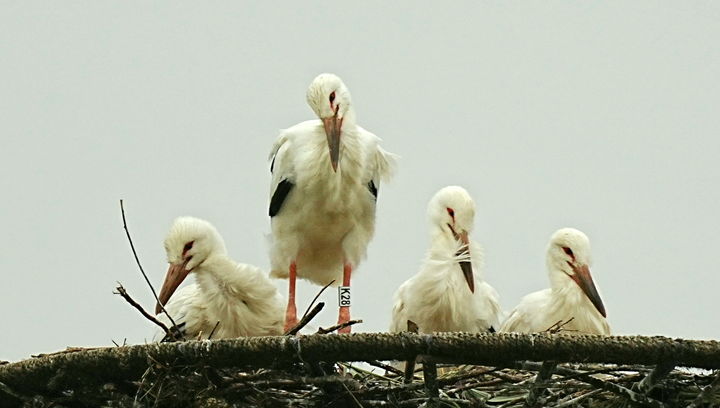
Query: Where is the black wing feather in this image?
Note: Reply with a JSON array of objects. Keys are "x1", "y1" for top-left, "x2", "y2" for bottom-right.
[
  {"x1": 368, "y1": 180, "x2": 378, "y2": 200},
  {"x1": 269, "y1": 179, "x2": 294, "y2": 217}
]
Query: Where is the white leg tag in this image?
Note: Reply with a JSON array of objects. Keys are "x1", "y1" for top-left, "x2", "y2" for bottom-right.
[{"x1": 338, "y1": 286, "x2": 351, "y2": 307}]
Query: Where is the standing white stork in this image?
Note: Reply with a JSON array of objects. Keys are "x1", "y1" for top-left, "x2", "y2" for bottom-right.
[
  {"x1": 155, "y1": 217, "x2": 284, "y2": 339},
  {"x1": 390, "y1": 186, "x2": 501, "y2": 334},
  {"x1": 268, "y1": 73, "x2": 396, "y2": 333},
  {"x1": 500, "y1": 228, "x2": 610, "y2": 334}
]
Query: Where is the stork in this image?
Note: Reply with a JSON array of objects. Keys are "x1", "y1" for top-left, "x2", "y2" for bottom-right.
[
  {"x1": 390, "y1": 186, "x2": 501, "y2": 334},
  {"x1": 500, "y1": 228, "x2": 610, "y2": 334},
  {"x1": 155, "y1": 216, "x2": 284, "y2": 339},
  {"x1": 268, "y1": 73, "x2": 396, "y2": 333}
]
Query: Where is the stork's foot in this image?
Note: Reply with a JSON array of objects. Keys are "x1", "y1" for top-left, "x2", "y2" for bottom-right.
[{"x1": 337, "y1": 306, "x2": 351, "y2": 334}]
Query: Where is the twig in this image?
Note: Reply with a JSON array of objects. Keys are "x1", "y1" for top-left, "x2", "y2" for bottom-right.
[
  {"x1": 423, "y1": 358, "x2": 439, "y2": 403},
  {"x1": 208, "y1": 321, "x2": 221, "y2": 340},
  {"x1": 550, "y1": 364, "x2": 665, "y2": 408},
  {"x1": 404, "y1": 320, "x2": 419, "y2": 384},
  {"x1": 302, "y1": 279, "x2": 335, "y2": 319},
  {"x1": 545, "y1": 318, "x2": 575, "y2": 333},
  {"x1": 285, "y1": 302, "x2": 324, "y2": 335},
  {"x1": 31, "y1": 347, "x2": 100, "y2": 358},
  {"x1": 317, "y1": 319, "x2": 363, "y2": 334},
  {"x1": 340, "y1": 381, "x2": 364, "y2": 408},
  {"x1": 525, "y1": 361, "x2": 556, "y2": 407},
  {"x1": 446, "y1": 378, "x2": 504, "y2": 394},
  {"x1": 553, "y1": 389, "x2": 602, "y2": 408},
  {"x1": 114, "y1": 283, "x2": 174, "y2": 340},
  {"x1": 634, "y1": 361, "x2": 674, "y2": 393},
  {"x1": 119, "y1": 199, "x2": 178, "y2": 329},
  {"x1": 688, "y1": 369, "x2": 720, "y2": 408},
  {"x1": 366, "y1": 360, "x2": 405, "y2": 377},
  {"x1": 0, "y1": 380, "x2": 25, "y2": 402}
]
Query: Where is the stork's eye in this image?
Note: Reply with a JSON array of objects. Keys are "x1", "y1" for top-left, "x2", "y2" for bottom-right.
[
  {"x1": 562, "y1": 247, "x2": 574, "y2": 257},
  {"x1": 183, "y1": 241, "x2": 194, "y2": 254},
  {"x1": 446, "y1": 208, "x2": 455, "y2": 218},
  {"x1": 329, "y1": 91, "x2": 336, "y2": 103}
]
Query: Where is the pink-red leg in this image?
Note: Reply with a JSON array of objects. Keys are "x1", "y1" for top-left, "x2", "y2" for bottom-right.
[
  {"x1": 337, "y1": 263, "x2": 352, "y2": 334},
  {"x1": 284, "y1": 261, "x2": 298, "y2": 332}
]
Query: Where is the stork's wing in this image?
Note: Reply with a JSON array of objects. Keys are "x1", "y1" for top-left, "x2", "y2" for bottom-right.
[
  {"x1": 499, "y1": 308, "x2": 525, "y2": 333},
  {"x1": 389, "y1": 281, "x2": 411, "y2": 333},
  {"x1": 268, "y1": 131, "x2": 296, "y2": 217},
  {"x1": 499, "y1": 290, "x2": 549, "y2": 333},
  {"x1": 367, "y1": 180, "x2": 378, "y2": 200},
  {"x1": 154, "y1": 284, "x2": 203, "y2": 341},
  {"x1": 358, "y1": 127, "x2": 398, "y2": 201},
  {"x1": 474, "y1": 281, "x2": 503, "y2": 332},
  {"x1": 269, "y1": 179, "x2": 293, "y2": 217}
]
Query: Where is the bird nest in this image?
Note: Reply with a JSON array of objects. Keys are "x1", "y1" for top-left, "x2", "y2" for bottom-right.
[{"x1": 3, "y1": 354, "x2": 719, "y2": 408}]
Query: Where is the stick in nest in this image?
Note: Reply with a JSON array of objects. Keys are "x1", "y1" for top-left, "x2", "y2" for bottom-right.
[
  {"x1": 317, "y1": 319, "x2": 363, "y2": 334},
  {"x1": 285, "y1": 302, "x2": 325, "y2": 335},
  {"x1": 119, "y1": 199, "x2": 178, "y2": 329},
  {"x1": 114, "y1": 283, "x2": 177, "y2": 340},
  {"x1": 208, "y1": 321, "x2": 221, "y2": 340},
  {"x1": 545, "y1": 317, "x2": 576, "y2": 333},
  {"x1": 403, "y1": 320, "x2": 420, "y2": 384},
  {"x1": 301, "y1": 279, "x2": 335, "y2": 319}
]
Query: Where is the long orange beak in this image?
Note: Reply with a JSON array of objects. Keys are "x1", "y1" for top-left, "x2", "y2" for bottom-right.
[
  {"x1": 455, "y1": 230, "x2": 475, "y2": 293},
  {"x1": 569, "y1": 263, "x2": 607, "y2": 317},
  {"x1": 322, "y1": 111, "x2": 342, "y2": 172},
  {"x1": 155, "y1": 260, "x2": 191, "y2": 314}
]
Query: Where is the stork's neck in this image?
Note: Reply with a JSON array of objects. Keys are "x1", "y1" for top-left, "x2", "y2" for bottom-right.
[
  {"x1": 547, "y1": 264, "x2": 584, "y2": 301},
  {"x1": 545, "y1": 267, "x2": 609, "y2": 334},
  {"x1": 341, "y1": 107, "x2": 357, "y2": 130},
  {"x1": 428, "y1": 228, "x2": 459, "y2": 257},
  {"x1": 193, "y1": 255, "x2": 255, "y2": 302}
]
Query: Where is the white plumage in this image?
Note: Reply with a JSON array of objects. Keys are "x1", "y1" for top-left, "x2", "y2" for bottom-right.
[
  {"x1": 501, "y1": 228, "x2": 610, "y2": 335},
  {"x1": 390, "y1": 186, "x2": 501, "y2": 334},
  {"x1": 268, "y1": 73, "x2": 396, "y2": 332},
  {"x1": 155, "y1": 217, "x2": 284, "y2": 339}
]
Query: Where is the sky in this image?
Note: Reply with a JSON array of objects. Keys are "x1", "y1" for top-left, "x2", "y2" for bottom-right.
[{"x1": 1, "y1": 2, "x2": 719, "y2": 362}]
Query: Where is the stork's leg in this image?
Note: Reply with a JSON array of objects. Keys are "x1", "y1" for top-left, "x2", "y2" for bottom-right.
[
  {"x1": 284, "y1": 261, "x2": 298, "y2": 332},
  {"x1": 337, "y1": 262, "x2": 352, "y2": 334}
]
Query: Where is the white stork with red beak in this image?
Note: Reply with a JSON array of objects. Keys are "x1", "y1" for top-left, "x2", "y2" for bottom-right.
[
  {"x1": 268, "y1": 73, "x2": 396, "y2": 333},
  {"x1": 155, "y1": 217, "x2": 284, "y2": 339},
  {"x1": 501, "y1": 228, "x2": 610, "y2": 334},
  {"x1": 390, "y1": 186, "x2": 501, "y2": 334}
]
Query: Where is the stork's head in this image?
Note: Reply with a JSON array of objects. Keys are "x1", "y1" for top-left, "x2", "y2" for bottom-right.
[
  {"x1": 306, "y1": 73, "x2": 352, "y2": 172},
  {"x1": 546, "y1": 228, "x2": 606, "y2": 317},
  {"x1": 155, "y1": 216, "x2": 227, "y2": 314},
  {"x1": 428, "y1": 186, "x2": 477, "y2": 293}
]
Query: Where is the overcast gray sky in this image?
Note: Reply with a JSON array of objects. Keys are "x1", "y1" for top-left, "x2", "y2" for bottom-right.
[{"x1": 1, "y1": 2, "x2": 719, "y2": 362}]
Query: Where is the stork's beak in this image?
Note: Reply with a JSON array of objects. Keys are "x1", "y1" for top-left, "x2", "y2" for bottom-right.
[
  {"x1": 322, "y1": 111, "x2": 342, "y2": 172},
  {"x1": 569, "y1": 263, "x2": 607, "y2": 317},
  {"x1": 455, "y1": 230, "x2": 475, "y2": 293},
  {"x1": 155, "y1": 260, "x2": 191, "y2": 314}
]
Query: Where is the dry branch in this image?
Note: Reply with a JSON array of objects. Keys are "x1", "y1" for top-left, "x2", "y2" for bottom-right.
[
  {"x1": 114, "y1": 283, "x2": 175, "y2": 340},
  {"x1": 301, "y1": 279, "x2": 334, "y2": 319},
  {"x1": 119, "y1": 199, "x2": 178, "y2": 329},
  {"x1": 284, "y1": 302, "x2": 325, "y2": 335},
  {"x1": 634, "y1": 361, "x2": 675, "y2": 393},
  {"x1": 317, "y1": 319, "x2": 363, "y2": 334}
]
